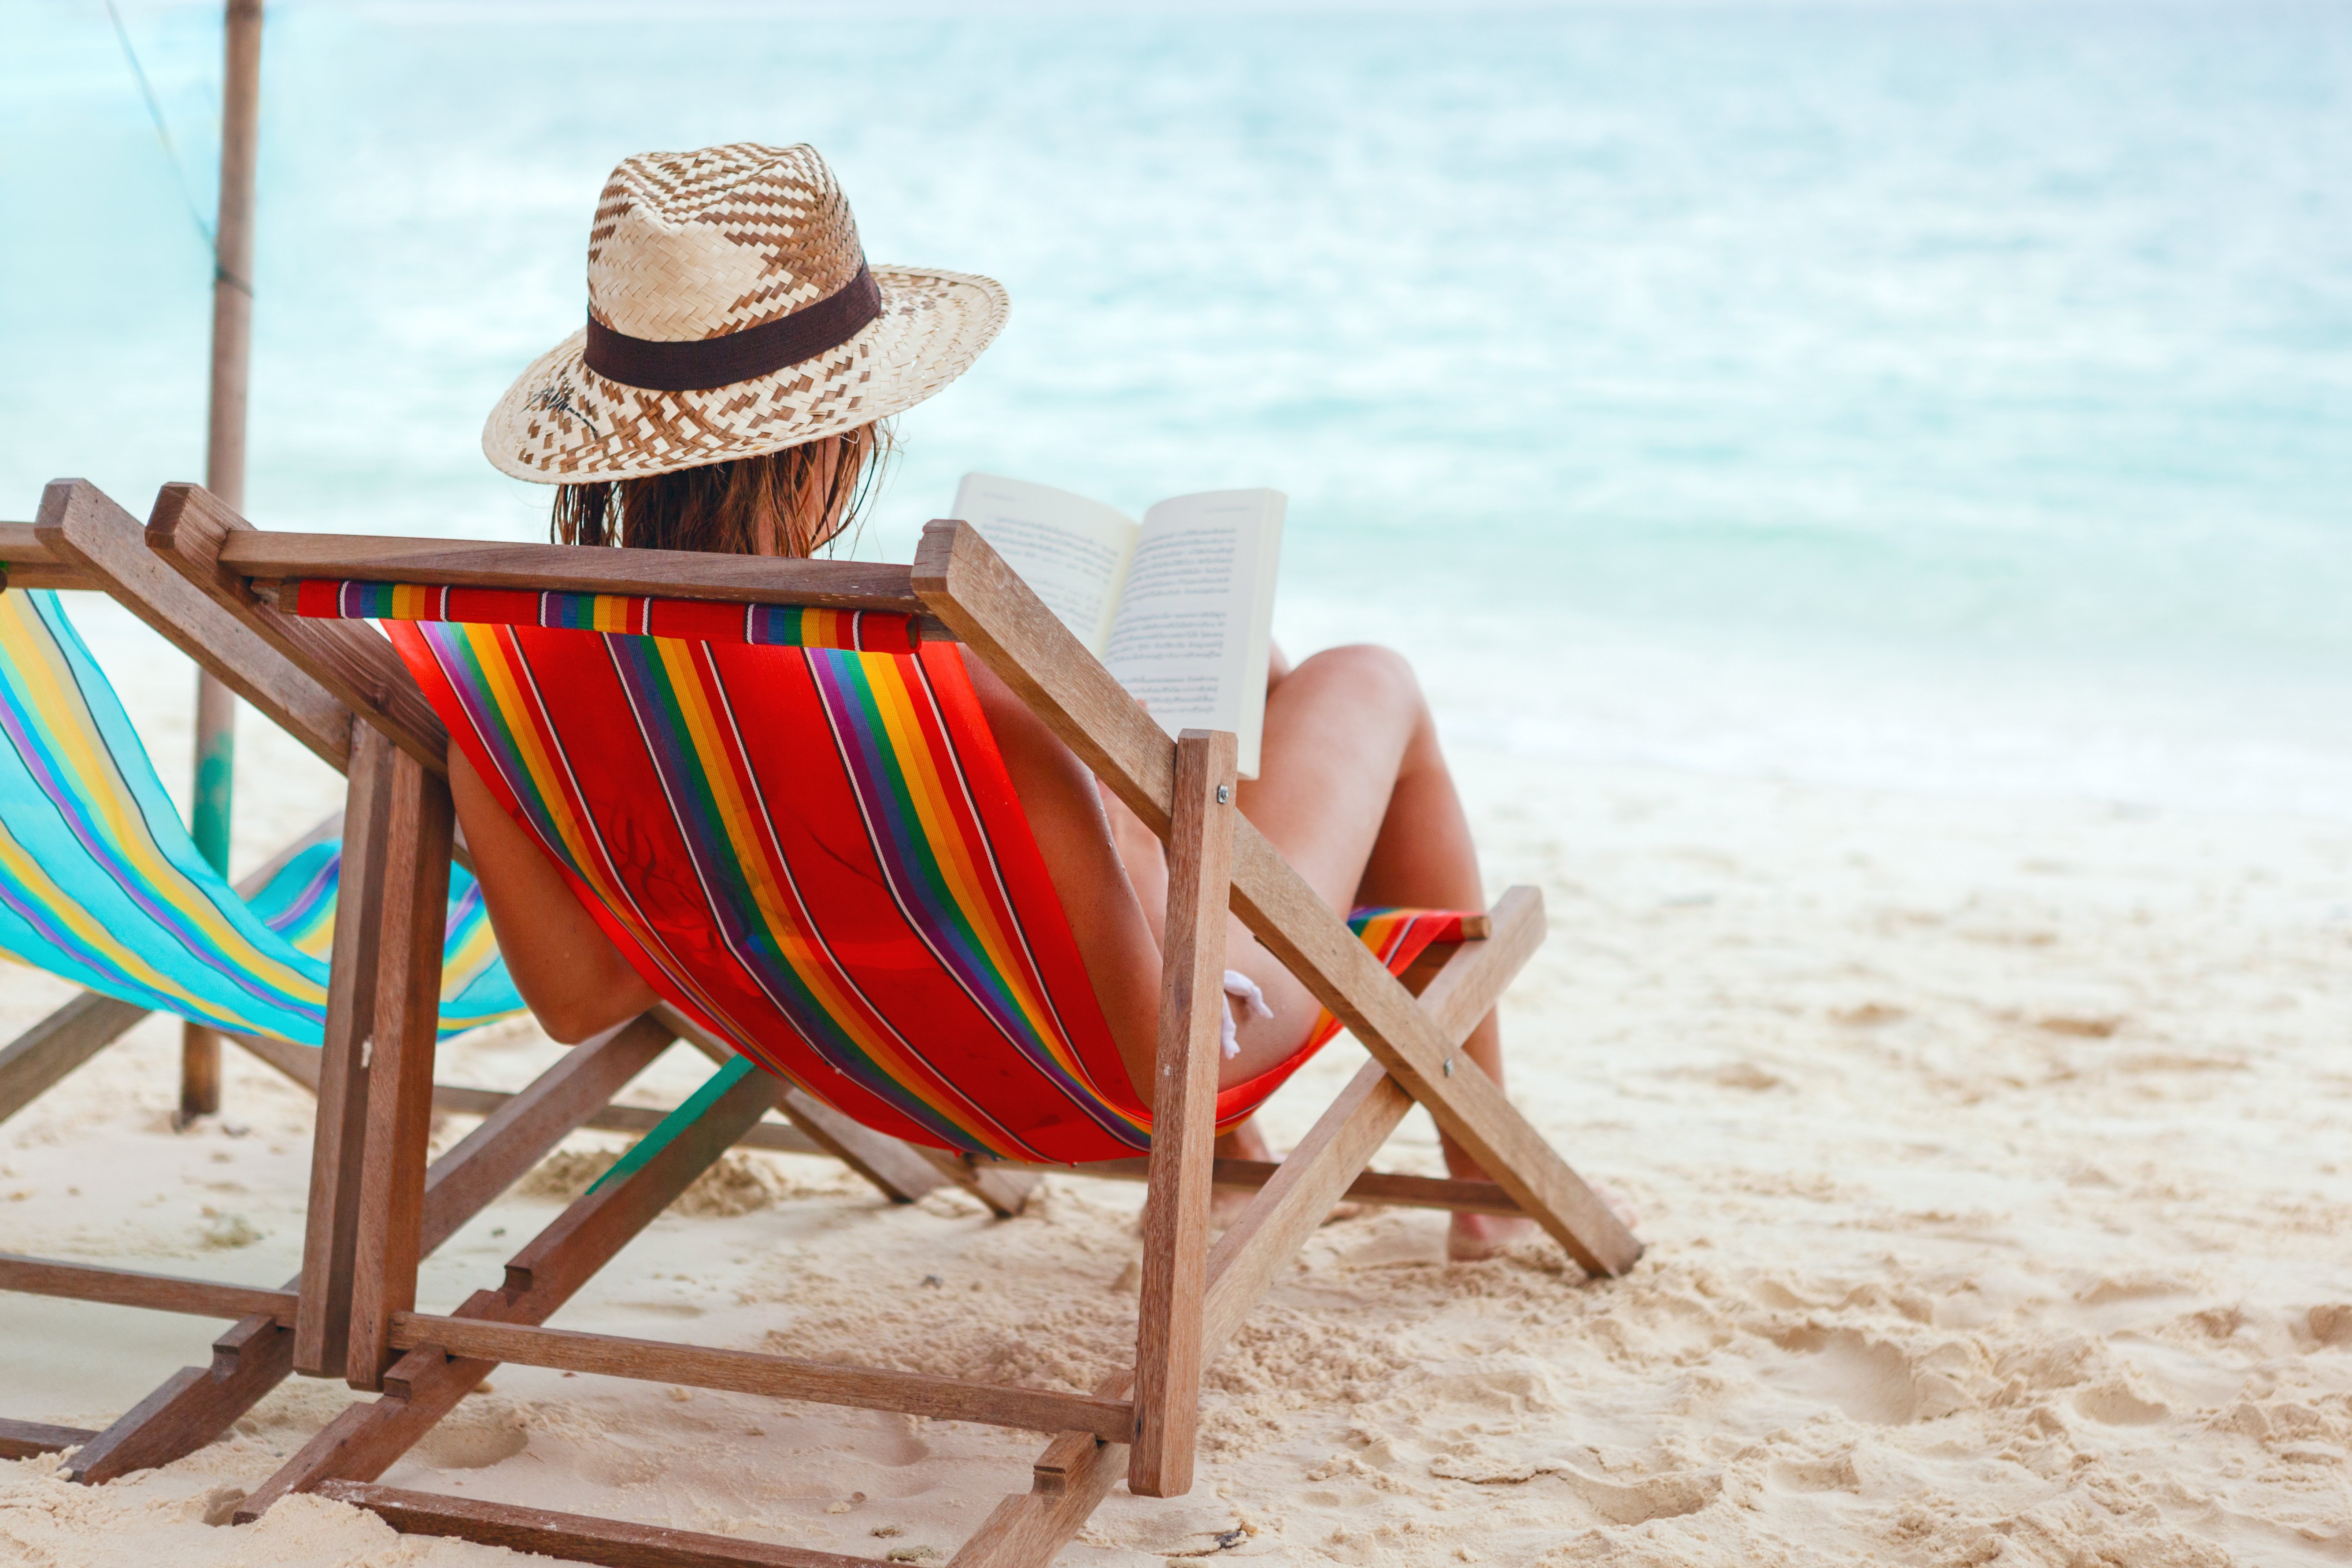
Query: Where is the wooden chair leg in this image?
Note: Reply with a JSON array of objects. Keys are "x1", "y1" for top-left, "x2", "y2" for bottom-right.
[
  {"x1": 236, "y1": 1060, "x2": 786, "y2": 1522},
  {"x1": 63, "y1": 1012, "x2": 675, "y2": 1485},
  {"x1": 0, "y1": 1418, "x2": 97, "y2": 1460},
  {"x1": 1128, "y1": 729, "x2": 1239, "y2": 1499},
  {"x1": 965, "y1": 1035, "x2": 1400, "y2": 1563},
  {"x1": 344, "y1": 740, "x2": 454, "y2": 1390},
  {"x1": 294, "y1": 725, "x2": 397, "y2": 1377},
  {"x1": 61, "y1": 1314, "x2": 293, "y2": 1485},
  {"x1": 952, "y1": 1419, "x2": 1125, "y2": 1568},
  {"x1": 176, "y1": 1023, "x2": 221, "y2": 1127}
]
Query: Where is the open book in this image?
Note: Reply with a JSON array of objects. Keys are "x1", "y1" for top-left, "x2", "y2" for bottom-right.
[{"x1": 950, "y1": 474, "x2": 1285, "y2": 777}]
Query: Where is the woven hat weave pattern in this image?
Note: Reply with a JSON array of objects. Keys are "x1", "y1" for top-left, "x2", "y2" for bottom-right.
[{"x1": 484, "y1": 142, "x2": 1006, "y2": 483}]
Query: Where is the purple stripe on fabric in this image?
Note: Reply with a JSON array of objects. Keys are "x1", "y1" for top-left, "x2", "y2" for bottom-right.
[
  {"x1": 904, "y1": 652, "x2": 1139, "y2": 1136},
  {"x1": 806, "y1": 653, "x2": 1123, "y2": 1153},
  {"x1": 0, "y1": 652, "x2": 310, "y2": 1021},
  {"x1": 696, "y1": 647, "x2": 1024, "y2": 1155}
]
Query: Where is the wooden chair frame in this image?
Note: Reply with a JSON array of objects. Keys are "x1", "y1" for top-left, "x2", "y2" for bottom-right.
[
  {"x1": 118, "y1": 481, "x2": 1641, "y2": 1568},
  {"x1": 0, "y1": 482, "x2": 951, "y2": 1480}
]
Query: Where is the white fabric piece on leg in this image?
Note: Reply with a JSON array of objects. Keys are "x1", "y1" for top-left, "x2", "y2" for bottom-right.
[{"x1": 1219, "y1": 969, "x2": 1274, "y2": 1059}]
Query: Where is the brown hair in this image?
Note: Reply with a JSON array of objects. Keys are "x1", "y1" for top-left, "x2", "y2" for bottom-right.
[{"x1": 551, "y1": 422, "x2": 891, "y2": 557}]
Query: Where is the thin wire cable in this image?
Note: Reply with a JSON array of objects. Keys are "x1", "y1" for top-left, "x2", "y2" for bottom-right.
[{"x1": 104, "y1": 0, "x2": 217, "y2": 255}]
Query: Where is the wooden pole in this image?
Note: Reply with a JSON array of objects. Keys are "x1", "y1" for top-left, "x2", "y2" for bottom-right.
[{"x1": 181, "y1": 0, "x2": 263, "y2": 1127}]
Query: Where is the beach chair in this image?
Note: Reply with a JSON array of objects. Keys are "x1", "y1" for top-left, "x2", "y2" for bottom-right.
[
  {"x1": 137, "y1": 478, "x2": 1642, "y2": 1567},
  {"x1": 0, "y1": 482, "x2": 947, "y2": 1482}
]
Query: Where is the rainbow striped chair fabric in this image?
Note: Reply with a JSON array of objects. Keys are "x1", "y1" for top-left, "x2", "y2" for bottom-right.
[
  {"x1": 317, "y1": 582, "x2": 1470, "y2": 1165},
  {"x1": 0, "y1": 588, "x2": 521, "y2": 1043}
]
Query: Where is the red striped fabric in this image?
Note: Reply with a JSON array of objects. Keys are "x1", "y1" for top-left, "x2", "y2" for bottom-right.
[{"x1": 389, "y1": 621, "x2": 1472, "y2": 1162}]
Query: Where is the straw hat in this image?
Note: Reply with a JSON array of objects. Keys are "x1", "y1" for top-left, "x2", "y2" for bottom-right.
[{"x1": 484, "y1": 142, "x2": 1006, "y2": 482}]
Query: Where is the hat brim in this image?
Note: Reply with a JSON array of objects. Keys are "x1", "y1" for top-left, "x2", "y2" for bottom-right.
[{"x1": 481, "y1": 268, "x2": 1007, "y2": 483}]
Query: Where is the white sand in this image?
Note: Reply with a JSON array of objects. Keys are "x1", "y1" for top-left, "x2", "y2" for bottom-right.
[{"x1": 4, "y1": 666, "x2": 2349, "y2": 1565}]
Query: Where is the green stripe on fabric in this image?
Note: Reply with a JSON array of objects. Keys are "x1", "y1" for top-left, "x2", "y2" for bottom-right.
[{"x1": 584, "y1": 1053, "x2": 757, "y2": 1196}]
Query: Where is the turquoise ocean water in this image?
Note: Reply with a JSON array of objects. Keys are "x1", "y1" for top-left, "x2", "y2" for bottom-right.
[{"x1": 6, "y1": 1, "x2": 2348, "y2": 816}]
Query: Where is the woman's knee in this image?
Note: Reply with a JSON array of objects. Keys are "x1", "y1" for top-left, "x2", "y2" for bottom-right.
[{"x1": 1292, "y1": 643, "x2": 1424, "y2": 713}]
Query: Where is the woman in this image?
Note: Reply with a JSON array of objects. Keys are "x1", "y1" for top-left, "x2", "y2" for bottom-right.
[{"x1": 464, "y1": 143, "x2": 1533, "y2": 1259}]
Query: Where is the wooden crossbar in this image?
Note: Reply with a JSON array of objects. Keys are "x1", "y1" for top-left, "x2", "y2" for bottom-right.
[
  {"x1": 387, "y1": 1316, "x2": 1136, "y2": 1441},
  {"x1": 39, "y1": 481, "x2": 354, "y2": 769},
  {"x1": 0, "y1": 520, "x2": 95, "y2": 591},
  {"x1": 0, "y1": 1417, "x2": 96, "y2": 1461},
  {"x1": 0, "y1": 1255, "x2": 296, "y2": 1324},
  {"x1": 315, "y1": 1483, "x2": 874, "y2": 1568},
  {"x1": 216, "y1": 530, "x2": 932, "y2": 613},
  {"x1": 1055, "y1": 1158, "x2": 1523, "y2": 1215},
  {"x1": 226, "y1": 1027, "x2": 1516, "y2": 1215}
]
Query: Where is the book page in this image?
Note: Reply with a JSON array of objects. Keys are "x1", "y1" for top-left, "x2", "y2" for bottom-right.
[
  {"x1": 950, "y1": 473, "x2": 1140, "y2": 656},
  {"x1": 1103, "y1": 489, "x2": 1285, "y2": 777}
]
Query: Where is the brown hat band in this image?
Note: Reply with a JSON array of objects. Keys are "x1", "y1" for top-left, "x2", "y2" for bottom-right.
[{"x1": 583, "y1": 261, "x2": 882, "y2": 392}]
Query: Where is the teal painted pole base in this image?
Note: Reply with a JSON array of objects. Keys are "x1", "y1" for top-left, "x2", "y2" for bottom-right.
[
  {"x1": 191, "y1": 695, "x2": 236, "y2": 876},
  {"x1": 181, "y1": 670, "x2": 237, "y2": 1126}
]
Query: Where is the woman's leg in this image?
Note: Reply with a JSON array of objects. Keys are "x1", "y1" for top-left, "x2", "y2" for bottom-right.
[
  {"x1": 981, "y1": 640, "x2": 1533, "y2": 1256},
  {"x1": 1213, "y1": 645, "x2": 1531, "y2": 1257}
]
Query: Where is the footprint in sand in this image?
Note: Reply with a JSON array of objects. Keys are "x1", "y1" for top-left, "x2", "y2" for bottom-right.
[
  {"x1": 1429, "y1": 1452, "x2": 1720, "y2": 1524},
  {"x1": 2304, "y1": 1305, "x2": 2352, "y2": 1348},
  {"x1": 2072, "y1": 1379, "x2": 2169, "y2": 1425},
  {"x1": 1768, "y1": 1325, "x2": 1933, "y2": 1425},
  {"x1": 414, "y1": 1412, "x2": 529, "y2": 1470}
]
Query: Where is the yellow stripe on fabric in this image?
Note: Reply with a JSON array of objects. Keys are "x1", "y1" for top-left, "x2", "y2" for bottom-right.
[
  {"x1": 0, "y1": 818, "x2": 274, "y2": 1031},
  {"x1": 0, "y1": 605, "x2": 320, "y2": 1004},
  {"x1": 654, "y1": 640, "x2": 771, "y2": 893},
  {"x1": 440, "y1": 920, "x2": 500, "y2": 999},
  {"x1": 861, "y1": 657, "x2": 1069, "y2": 1063},
  {"x1": 651, "y1": 643, "x2": 980, "y2": 1133}
]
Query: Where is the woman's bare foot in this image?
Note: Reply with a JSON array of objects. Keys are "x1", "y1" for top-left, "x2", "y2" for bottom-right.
[
  {"x1": 1446, "y1": 1182, "x2": 1640, "y2": 1263},
  {"x1": 1447, "y1": 1211, "x2": 1537, "y2": 1261}
]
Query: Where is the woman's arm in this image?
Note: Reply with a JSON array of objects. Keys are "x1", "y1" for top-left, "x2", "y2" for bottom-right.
[
  {"x1": 448, "y1": 747, "x2": 657, "y2": 1043},
  {"x1": 959, "y1": 649, "x2": 1168, "y2": 1102}
]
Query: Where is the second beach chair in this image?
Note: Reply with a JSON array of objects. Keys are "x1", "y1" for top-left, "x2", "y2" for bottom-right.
[{"x1": 143, "y1": 482, "x2": 1643, "y2": 1567}]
